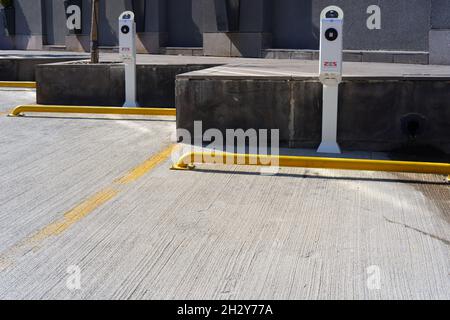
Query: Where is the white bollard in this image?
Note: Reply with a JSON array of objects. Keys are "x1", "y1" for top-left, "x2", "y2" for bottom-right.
[
  {"x1": 119, "y1": 11, "x2": 138, "y2": 108},
  {"x1": 317, "y1": 6, "x2": 344, "y2": 154},
  {"x1": 319, "y1": 84, "x2": 341, "y2": 154}
]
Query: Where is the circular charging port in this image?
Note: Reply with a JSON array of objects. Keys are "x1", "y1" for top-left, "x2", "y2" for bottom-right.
[
  {"x1": 325, "y1": 28, "x2": 338, "y2": 41},
  {"x1": 121, "y1": 25, "x2": 130, "y2": 34}
]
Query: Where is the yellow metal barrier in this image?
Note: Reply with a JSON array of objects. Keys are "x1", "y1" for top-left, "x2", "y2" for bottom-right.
[
  {"x1": 9, "y1": 105, "x2": 176, "y2": 117},
  {"x1": 0, "y1": 81, "x2": 36, "y2": 88},
  {"x1": 171, "y1": 151, "x2": 450, "y2": 179}
]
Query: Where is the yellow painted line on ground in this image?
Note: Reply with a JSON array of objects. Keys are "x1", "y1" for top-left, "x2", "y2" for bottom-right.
[
  {"x1": 29, "y1": 188, "x2": 119, "y2": 243},
  {"x1": 116, "y1": 144, "x2": 178, "y2": 184},
  {"x1": 9, "y1": 105, "x2": 176, "y2": 117},
  {"x1": 0, "y1": 144, "x2": 177, "y2": 271},
  {"x1": 0, "y1": 81, "x2": 36, "y2": 88}
]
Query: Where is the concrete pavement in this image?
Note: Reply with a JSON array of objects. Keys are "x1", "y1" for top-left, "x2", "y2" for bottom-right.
[{"x1": 0, "y1": 89, "x2": 448, "y2": 299}]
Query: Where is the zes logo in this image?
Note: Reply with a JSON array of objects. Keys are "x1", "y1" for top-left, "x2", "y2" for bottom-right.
[{"x1": 324, "y1": 61, "x2": 338, "y2": 67}]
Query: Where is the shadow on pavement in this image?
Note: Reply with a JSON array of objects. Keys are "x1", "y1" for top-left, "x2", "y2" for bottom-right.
[
  {"x1": 12, "y1": 115, "x2": 176, "y2": 123},
  {"x1": 191, "y1": 168, "x2": 449, "y2": 186}
]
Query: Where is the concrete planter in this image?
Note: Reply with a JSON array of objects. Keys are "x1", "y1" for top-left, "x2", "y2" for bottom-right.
[
  {"x1": 0, "y1": 54, "x2": 88, "y2": 81},
  {"x1": 36, "y1": 61, "x2": 221, "y2": 107},
  {"x1": 64, "y1": 0, "x2": 82, "y2": 35},
  {"x1": 176, "y1": 74, "x2": 450, "y2": 155},
  {"x1": 1, "y1": 7, "x2": 15, "y2": 36},
  {"x1": 215, "y1": 0, "x2": 240, "y2": 32}
]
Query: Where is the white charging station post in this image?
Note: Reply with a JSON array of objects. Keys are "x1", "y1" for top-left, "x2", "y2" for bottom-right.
[
  {"x1": 318, "y1": 6, "x2": 344, "y2": 154},
  {"x1": 119, "y1": 11, "x2": 138, "y2": 107}
]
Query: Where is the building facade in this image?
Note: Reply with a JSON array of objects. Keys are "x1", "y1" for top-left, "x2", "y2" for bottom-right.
[{"x1": 1, "y1": 0, "x2": 450, "y2": 64}]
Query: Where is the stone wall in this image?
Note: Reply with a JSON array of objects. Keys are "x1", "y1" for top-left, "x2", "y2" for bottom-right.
[{"x1": 2, "y1": 0, "x2": 450, "y2": 64}]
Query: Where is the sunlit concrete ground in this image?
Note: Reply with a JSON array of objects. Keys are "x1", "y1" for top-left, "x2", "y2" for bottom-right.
[{"x1": 0, "y1": 88, "x2": 448, "y2": 300}]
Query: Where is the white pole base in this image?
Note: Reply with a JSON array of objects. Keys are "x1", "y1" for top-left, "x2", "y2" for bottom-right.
[
  {"x1": 123, "y1": 61, "x2": 137, "y2": 108},
  {"x1": 317, "y1": 141, "x2": 342, "y2": 154},
  {"x1": 318, "y1": 83, "x2": 341, "y2": 154},
  {"x1": 123, "y1": 101, "x2": 139, "y2": 108}
]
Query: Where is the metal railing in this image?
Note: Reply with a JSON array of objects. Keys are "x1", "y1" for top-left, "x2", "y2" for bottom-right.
[
  {"x1": 171, "y1": 151, "x2": 450, "y2": 179},
  {"x1": 0, "y1": 82, "x2": 36, "y2": 88},
  {"x1": 9, "y1": 105, "x2": 176, "y2": 117}
]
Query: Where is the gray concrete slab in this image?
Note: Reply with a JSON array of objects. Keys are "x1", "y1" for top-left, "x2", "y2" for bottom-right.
[
  {"x1": 3, "y1": 50, "x2": 447, "y2": 78},
  {"x1": 178, "y1": 59, "x2": 450, "y2": 80},
  {"x1": 0, "y1": 90, "x2": 448, "y2": 300}
]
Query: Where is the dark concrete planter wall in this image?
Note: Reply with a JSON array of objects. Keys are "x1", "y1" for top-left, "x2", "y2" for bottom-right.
[
  {"x1": 0, "y1": 59, "x2": 16, "y2": 81},
  {"x1": 1, "y1": 7, "x2": 15, "y2": 36},
  {"x1": 176, "y1": 78, "x2": 450, "y2": 154},
  {"x1": 36, "y1": 62, "x2": 222, "y2": 107},
  {"x1": 0, "y1": 57, "x2": 86, "y2": 81},
  {"x1": 337, "y1": 80, "x2": 450, "y2": 153},
  {"x1": 176, "y1": 78, "x2": 294, "y2": 142},
  {"x1": 37, "y1": 63, "x2": 124, "y2": 106}
]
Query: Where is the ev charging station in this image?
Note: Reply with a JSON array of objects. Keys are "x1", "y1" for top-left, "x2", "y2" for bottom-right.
[
  {"x1": 119, "y1": 11, "x2": 138, "y2": 107},
  {"x1": 317, "y1": 6, "x2": 344, "y2": 154}
]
